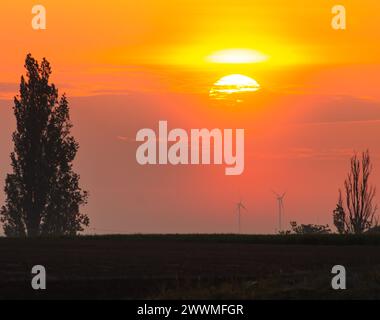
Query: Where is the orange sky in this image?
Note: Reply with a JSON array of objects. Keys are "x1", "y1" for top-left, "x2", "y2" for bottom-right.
[
  {"x1": 1, "y1": 1, "x2": 380, "y2": 234},
  {"x1": 1, "y1": 0, "x2": 380, "y2": 95}
]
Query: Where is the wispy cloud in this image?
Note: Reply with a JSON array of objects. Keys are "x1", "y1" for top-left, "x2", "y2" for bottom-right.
[
  {"x1": 0, "y1": 82, "x2": 17, "y2": 91},
  {"x1": 287, "y1": 94, "x2": 380, "y2": 126},
  {"x1": 116, "y1": 136, "x2": 133, "y2": 142},
  {"x1": 0, "y1": 82, "x2": 18, "y2": 99},
  {"x1": 256, "y1": 148, "x2": 355, "y2": 160}
]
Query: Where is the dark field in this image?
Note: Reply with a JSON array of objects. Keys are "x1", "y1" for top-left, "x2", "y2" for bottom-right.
[{"x1": 1, "y1": 234, "x2": 380, "y2": 299}]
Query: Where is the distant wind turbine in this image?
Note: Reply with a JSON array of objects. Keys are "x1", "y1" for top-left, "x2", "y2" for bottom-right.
[
  {"x1": 236, "y1": 200, "x2": 247, "y2": 234},
  {"x1": 272, "y1": 190, "x2": 286, "y2": 232}
]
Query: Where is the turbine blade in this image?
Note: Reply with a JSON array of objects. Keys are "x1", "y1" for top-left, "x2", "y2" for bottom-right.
[{"x1": 271, "y1": 189, "x2": 280, "y2": 197}]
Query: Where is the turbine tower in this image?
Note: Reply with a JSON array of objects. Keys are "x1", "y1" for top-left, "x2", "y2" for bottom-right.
[
  {"x1": 236, "y1": 200, "x2": 246, "y2": 234},
  {"x1": 272, "y1": 191, "x2": 286, "y2": 232}
]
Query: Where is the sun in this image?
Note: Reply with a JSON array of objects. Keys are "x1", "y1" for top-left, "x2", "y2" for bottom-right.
[
  {"x1": 210, "y1": 74, "x2": 260, "y2": 100},
  {"x1": 207, "y1": 49, "x2": 268, "y2": 64},
  {"x1": 214, "y1": 74, "x2": 260, "y2": 89}
]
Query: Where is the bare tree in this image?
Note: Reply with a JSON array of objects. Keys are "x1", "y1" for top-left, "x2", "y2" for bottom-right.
[{"x1": 343, "y1": 150, "x2": 377, "y2": 234}]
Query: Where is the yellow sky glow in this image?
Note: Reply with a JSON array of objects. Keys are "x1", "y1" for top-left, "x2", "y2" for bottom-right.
[
  {"x1": 1, "y1": 0, "x2": 380, "y2": 97},
  {"x1": 207, "y1": 49, "x2": 268, "y2": 64}
]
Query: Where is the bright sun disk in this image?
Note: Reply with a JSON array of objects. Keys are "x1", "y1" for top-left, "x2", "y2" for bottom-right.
[{"x1": 210, "y1": 74, "x2": 260, "y2": 100}]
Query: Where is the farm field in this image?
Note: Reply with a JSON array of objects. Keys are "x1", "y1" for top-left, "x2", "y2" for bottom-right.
[{"x1": 0, "y1": 235, "x2": 380, "y2": 299}]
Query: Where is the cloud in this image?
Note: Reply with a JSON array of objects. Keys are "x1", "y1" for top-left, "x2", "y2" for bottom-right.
[
  {"x1": 91, "y1": 89, "x2": 130, "y2": 95},
  {"x1": 255, "y1": 148, "x2": 355, "y2": 160},
  {"x1": 0, "y1": 83, "x2": 17, "y2": 92},
  {"x1": 116, "y1": 136, "x2": 133, "y2": 142},
  {"x1": 0, "y1": 83, "x2": 18, "y2": 99},
  {"x1": 290, "y1": 94, "x2": 380, "y2": 125}
]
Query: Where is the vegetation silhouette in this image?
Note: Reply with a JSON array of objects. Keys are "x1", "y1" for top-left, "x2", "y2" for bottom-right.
[
  {"x1": 0, "y1": 54, "x2": 89, "y2": 237},
  {"x1": 334, "y1": 150, "x2": 378, "y2": 234},
  {"x1": 289, "y1": 221, "x2": 331, "y2": 234}
]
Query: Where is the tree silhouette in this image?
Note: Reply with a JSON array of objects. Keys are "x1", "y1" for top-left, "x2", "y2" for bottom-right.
[
  {"x1": 334, "y1": 150, "x2": 377, "y2": 234},
  {"x1": 333, "y1": 190, "x2": 346, "y2": 234},
  {"x1": 0, "y1": 54, "x2": 89, "y2": 237}
]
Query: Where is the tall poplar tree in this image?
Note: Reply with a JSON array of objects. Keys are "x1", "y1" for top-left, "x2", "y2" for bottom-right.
[{"x1": 1, "y1": 54, "x2": 89, "y2": 237}]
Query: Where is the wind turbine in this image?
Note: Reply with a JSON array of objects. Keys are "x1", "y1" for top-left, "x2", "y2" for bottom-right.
[
  {"x1": 235, "y1": 200, "x2": 247, "y2": 234},
  {"x1": 272, "y1": 191, "x2": 286, "y2": 232}
]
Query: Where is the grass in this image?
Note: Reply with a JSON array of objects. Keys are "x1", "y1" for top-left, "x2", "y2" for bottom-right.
[{"x1": 153, "y1": 267, "x2": 380, "y2": 300}]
